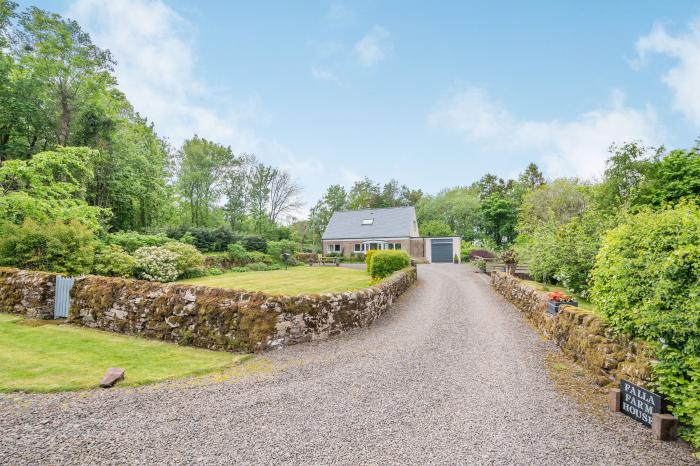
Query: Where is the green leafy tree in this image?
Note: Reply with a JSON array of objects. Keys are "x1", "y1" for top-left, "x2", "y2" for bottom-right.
[
  {"x1": 633, "y1": 147, "x2": 700, "y2": 208},
  {"x1": 419, "y1": 219, "x2": 453, "y2": 237}
]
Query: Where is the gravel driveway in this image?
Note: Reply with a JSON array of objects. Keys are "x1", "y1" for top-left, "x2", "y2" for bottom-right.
[{"x1": 1, "y1": 264, "x2": 695, "y2": 465}]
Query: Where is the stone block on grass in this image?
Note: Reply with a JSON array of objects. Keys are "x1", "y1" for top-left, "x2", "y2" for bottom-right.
[{"x1": 100, "y1": 368, "x2": 125, "y2": 388}]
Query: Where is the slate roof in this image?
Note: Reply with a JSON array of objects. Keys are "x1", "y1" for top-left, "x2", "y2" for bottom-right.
[{"x1": 322, "y1": 206, "x2": 416, "y2": 240}]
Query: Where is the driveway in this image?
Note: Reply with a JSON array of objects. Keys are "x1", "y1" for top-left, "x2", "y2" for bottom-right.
[{"x1": 0, "y1": 264, "x2": 695, "y2": 465}]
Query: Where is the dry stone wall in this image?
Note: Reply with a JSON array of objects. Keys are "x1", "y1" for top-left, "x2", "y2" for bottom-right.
[
  {"x1": 0, "y1": 268, "x2": 56, "y2": 319},
  {"x1": 491, "y1": 272, "x2": 652, "y2": 387},
  {"x1": 0, "y1": 266, "x2": 416, "y2": 352}
]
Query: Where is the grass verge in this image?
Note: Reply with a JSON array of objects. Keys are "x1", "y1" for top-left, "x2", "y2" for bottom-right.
[{"x1": 0, "y1": 313, "x2": 242, "y2": 393}]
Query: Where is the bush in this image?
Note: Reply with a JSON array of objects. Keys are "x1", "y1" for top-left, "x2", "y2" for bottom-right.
[
  {"x1": 468, "y1": 249, "x2": 495, "y2": 260},
  {"x1": 133, "y1": 246, "x2": 180, "y2": 282},
  {"x1": 226, "y1": 243, "x2": 251, "y2": 265},
  {"x1": 166, "y1": 226, "x2": 238, "y2": 252},
  {"x1": 246, "y1": 262, "x2": 270, "y2": 272},
  {"x1": 107, "y1": 231, "x2": 170, "y2": 253},
  {"x1": 295, "y1": 252, "x2": 318, "y2": 263},
  {"x1": 365, "y1": 249, "x2": 379, "y2": 275},
  {"x1": 162, "y1": 241, "x2": 205, "y2": 272},
  {"x1": 0, "y1": 219, "x2": 97, "y2": 275},
  {"x1": 590, "y1": 204, "x2": 700, "y2": 450},
  {"x1": 242, "y1": 235, "x2": 267, "y2": 253},
  {"x1": 248, "y1": 251, "x2": 273, "y2": 264},
  {"x1": 229, "y1": 266, "x2": 248, "y2": 273},
  {"x1": 369, "y1": 250, "x2": 410, "y2": 279},
  {"x1": 475, "y1": 257, "x2": 487, "y2": 272},
  {"x1": 93, "y1": 245, "x2": 137, "y2": 278},
  {"x1": 267, "y1": 239, "x2": 299, "y2": 262}
]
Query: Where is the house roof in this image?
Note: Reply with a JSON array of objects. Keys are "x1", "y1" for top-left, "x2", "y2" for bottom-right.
[{"x1": 322, "y1": 206, "x2": 416, "y2": 240}]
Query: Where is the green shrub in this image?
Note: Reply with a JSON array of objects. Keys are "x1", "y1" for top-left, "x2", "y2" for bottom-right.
[
  {"x1": 246, "y1": 262, "x2": 269, "y2": 272},
  {"x1": 365, "y1": 249, "x2": 379, "y2": 275},
  {"x1": 267, "y1": 239, "x2": 299, "y2": 262},
  {"x1": 226, "y1": 243, "x2": 251, "y2": 265},
  {"x1": 369, "y1": 250, "x2": 410, "y2": 279},
  {"x1": 229, "y1": 266, "x2": 248, "y2": 273},
  {"x1": 475, "y1": 257, "x2": 487, "y2": 272},
  {"x1": 166, "y1": 226, "x2": 239, "y2": 252},
  {"x1": 294, "y1": 252, "x2": 318, "y2": 263},
  {"x1": 0, "y1": 219, "x2": 97, "y2": 275},
  {"x1": 590, "y1": 203, "x2": 700, "y2": 449},
  {"x1": 248, "y1": 251, "x2": 273, "y2": 264},
  {"x1": 242, "y1": 235, "x2": 267, "y2": 253},
  {"x1": 107, "y1": 231, "x2": 170, "y2": 253},
  {"x1": 93, "y1": 244, "x2": 137, "y2": 278},
  {"x1": 208, "y1": 267, "x2": 223, "y2": 276},
  {"x1": 133, "y1": 246, "x2": 180, "y2": 282},
  {"x1": 163, "y1": 241, "x2": 205, "y2": 272}
]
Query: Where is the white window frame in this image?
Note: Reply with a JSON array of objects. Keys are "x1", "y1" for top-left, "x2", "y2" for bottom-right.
[{"x1": 327, "y1": 244, "x2": 341, "y2": 254}]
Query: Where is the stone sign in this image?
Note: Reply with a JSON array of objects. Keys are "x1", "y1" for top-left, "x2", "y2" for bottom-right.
[{"x1": 620, "y1": 379, "x2": 661, "y2": 427}]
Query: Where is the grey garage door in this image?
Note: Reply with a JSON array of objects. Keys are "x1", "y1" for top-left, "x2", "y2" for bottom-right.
[{"x1": 431, "y1": 238, "x2": 453, "y2": 263}]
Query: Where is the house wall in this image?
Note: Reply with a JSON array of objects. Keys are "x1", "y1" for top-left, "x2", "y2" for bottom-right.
[{"x1": 322, "y1": 239, "x2": 416, "y2": 257}]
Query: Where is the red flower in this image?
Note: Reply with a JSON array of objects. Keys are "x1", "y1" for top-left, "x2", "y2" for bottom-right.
[{"x1": 548, "y1": 291, "x2": 572, "y2": 302}]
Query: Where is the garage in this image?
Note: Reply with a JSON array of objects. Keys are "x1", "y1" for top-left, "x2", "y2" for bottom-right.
[{"x1": 430, "y1": 238, "x2": 454, "y2": 263}]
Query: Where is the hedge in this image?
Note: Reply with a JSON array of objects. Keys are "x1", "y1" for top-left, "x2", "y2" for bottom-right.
[
  {"x1": 369, "y1": 250, "x2": 410, "y2": 279},
  {"x1": 590, "y1": 203, "x2": 700, "y2": 450}
]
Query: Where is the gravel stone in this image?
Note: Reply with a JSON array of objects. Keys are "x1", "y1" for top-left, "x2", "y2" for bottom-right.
[{"x1": 0, "y1": 264, "x2": 695, "y2": 465}]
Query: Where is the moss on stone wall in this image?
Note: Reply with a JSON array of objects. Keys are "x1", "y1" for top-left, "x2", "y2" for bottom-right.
[{"x1": 491, "y1": 272, "x2": 652, "y2": 387}]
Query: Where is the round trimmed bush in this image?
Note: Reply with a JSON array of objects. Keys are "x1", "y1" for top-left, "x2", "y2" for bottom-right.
[
  {"x1": 93, "y1": 244, "x2": 137, "y2": 278},
  {"x1": 369, "y1": 250, "x2": 411, "y2": 279}
]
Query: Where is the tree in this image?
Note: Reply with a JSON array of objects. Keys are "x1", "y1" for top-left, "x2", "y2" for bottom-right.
[
  {"x1": 518, "y1": 163, "x2": 545, "y2": 190},
  {"x1": 14, "y1": 7, "x2": 116, "y2": 146},
  {"x1": 222, "y1": 153, "x2": 254, "y2": 231},
  {"x1": 479, "y1": 192, "x2": 517, "y2": 246},
  {"x1": 176, "y1": 136, "x2": 236, "y2": 226},
  {"x1": 633, "y1": 147, "x2": 700, "y2": 208},
  {"x1": 348, "y1": 177, "x2": 381, "y2": 209},
  {"x1": 420, "y1": 219, "x2": 452, "y2": 237},
  {"x1": 416, "y1": 187, "x2": 480, "y2": 241},
  {"x1": 517, "y1": 178, "x2": 590, "y2": 235},
  {"x1": 247, "y1": 162, "x2": 275, "y2": 234},
  {"x1": 268, "y1": 169, "x2": 302, "y2": 223}
]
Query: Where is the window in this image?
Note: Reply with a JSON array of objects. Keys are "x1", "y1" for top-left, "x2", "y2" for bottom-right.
[
  {"x1": 361, "y1": 219, "x2": 374, "y2": 225},
  {"x1": 354, "y1": 243, "x2": 362, "y2": 253},
  {"x1": 394, "y1": 243, "x2": 401, "y2": 250},
  {"x1": 388, "y1": 243, "x2": 394, "y2": 250},
  {"x1": 327, "y1": 244, "x2": 341, "y2": 254}
]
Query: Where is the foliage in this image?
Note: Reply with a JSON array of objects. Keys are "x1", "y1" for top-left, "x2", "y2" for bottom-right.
[
  {"x1": 93, "y1": 244, "x2": 136, "y2": 278},
  {"x1": 162, "y1": 241, "x2": 205, "y2": 273},
  {"x1": 0, "y1": 219, "x2": 97, "y2": 275},
  {"x1": 590, "y1": 204, "x2": 700, "y2": 448},
  {"x1": 633, "y1": 148, "x2": 700, "y2": 208},
  {"x1": 133, "y1": 246, "x2": 180, "y2": 282},
  {"x1": 107, "y1": 231, "x2": 170, "y2": 253},
  {"x1": 518, "y1": 178, "x2": 590, "y2": 236},
  {"x1": 467, "y1": 249, "x2": 495, "y2": 260},
  {"x1": 479, "y1": 192, "x2": 518, "y2": 247},
  {"x1": 365, "y1": 249, "x2": 379, "y2": 275},
  {"x1": 419, "y1": 219, "x2": 453, "y2": 237},
  {"x1": 500, "y1": 249, "x2": 518, "y2": 264},
  {"x1": 229, "y1": 266, "x2": 249, "y2": 273},
  {"x1": 166, "y1": 226, "x2": 238, "y2": 252},
  {"x1": 226, "y1": 242, "x2": 251, "y2": 265},
  {"x1": 248, "y1": 251, "x2": 273, "y2": 264},
  {"x1": 242, "y1": 235, "x2": 267, "y2": 252},
  {"x1": 0, "y1": 147, "x2": 105, "y2": 230},
  {"x1": 246, "y1": 262, "x2": 272, "y2": 272},
  {"x1": 369, "y1": 250, "x2": 411, "y2": 279},
  {"x1": 267, "y1": 239, "x2": 299, "y2": 262},
  {"x1": 475, "y1": 257, "x2": 487, "y2": 272}
]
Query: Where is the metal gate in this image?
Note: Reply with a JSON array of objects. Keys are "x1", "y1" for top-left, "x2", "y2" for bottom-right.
[
  {"x1": 54, "y1": 276, "x2": 75, "y2": 318},
  {"x1": 431, "y1": 238, "x2": 453, "y2": 263}
]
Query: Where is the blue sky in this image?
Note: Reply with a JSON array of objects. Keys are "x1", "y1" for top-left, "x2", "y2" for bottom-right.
[{"x1": 19, "y1": 1, "x2": 700, "y2": 213}]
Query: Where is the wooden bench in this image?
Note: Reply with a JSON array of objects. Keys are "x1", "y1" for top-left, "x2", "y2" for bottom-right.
[{"x1": 309, "y1": 256, "x2": 340, "y2": 266}]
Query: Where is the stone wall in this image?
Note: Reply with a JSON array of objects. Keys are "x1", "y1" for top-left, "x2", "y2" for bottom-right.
[
  {"x1": 0, "y1": 268, "x2": 56, "y2": 319},
  {"x1": 491, "y1": 272, "x2": 652, "y2": 387},
  {"x1": 64, "y1": 267, "x2": 417, "y2": 352}
]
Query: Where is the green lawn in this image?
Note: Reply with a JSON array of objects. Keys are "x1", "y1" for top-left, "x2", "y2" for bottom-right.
[
  {"x1": 520, "y1": 279, "x2": 596, "y2": 312},
  {"x1": 179, "y1": 265, "x2": 372, "y2": 295},
  {"x1": 0, "y1": 314, "x2": 241, "y2": 393}
]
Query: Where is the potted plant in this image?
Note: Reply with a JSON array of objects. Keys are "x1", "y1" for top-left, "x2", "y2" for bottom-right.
[
  {"x1": 546, "y1": 291, "x2": 578, "y2": 315},
  {"x1": 500, "y1": 249, "x2": 518, "y2": 275}
]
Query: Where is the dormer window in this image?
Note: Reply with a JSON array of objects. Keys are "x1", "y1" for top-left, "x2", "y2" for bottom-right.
[{"x1": 361, "y1": 219, "x2": 374, "y2": 225}]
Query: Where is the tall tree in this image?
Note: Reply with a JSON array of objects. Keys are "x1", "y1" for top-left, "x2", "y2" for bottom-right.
[
  {"x1": 176, "y1": 136, "x2": 236, "y2": 227},
  {"x1": 268, "y1": 169, "x2": 302, "y2": 223}
]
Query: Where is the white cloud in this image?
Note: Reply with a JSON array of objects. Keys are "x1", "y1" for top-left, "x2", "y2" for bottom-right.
[
  {"x1": 354, "y1": 25, "x2": 390, "y2": 67},
  {"x1": 67, "y1": 0, "x2": 257, "y2": 149},
  {"x1": 429, "y1": 87, "x2": 661, "y2": 179},
  {"x1": 311, "y1": 66, "x2": 338, "y2": 82},
  {"x1": 67, "y1": 0, "x2": 323, "y2": 210},
  {"x1": 636, "y1": 19, "x2": 700, "y2": 126}
]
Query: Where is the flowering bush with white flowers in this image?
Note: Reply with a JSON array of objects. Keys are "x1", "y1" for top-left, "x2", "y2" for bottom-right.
[{"x1": 133, "y1": 246, "x2": 180, "y2": 282}]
